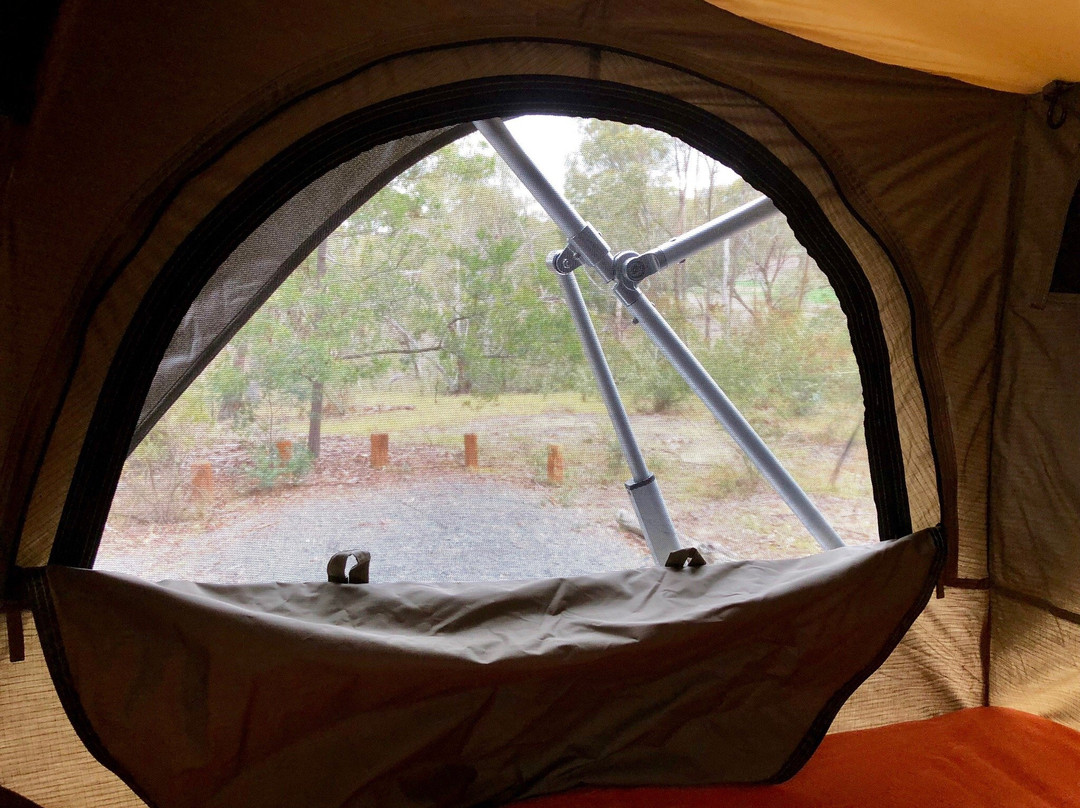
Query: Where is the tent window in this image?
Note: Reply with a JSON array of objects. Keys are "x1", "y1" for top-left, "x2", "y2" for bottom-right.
[
  {"x1": 96, "y1": 118, "x2": 877, "y2": 585},
  {"x1": 1050, "y1": 180, "x2": 1080, "y2": 293}
]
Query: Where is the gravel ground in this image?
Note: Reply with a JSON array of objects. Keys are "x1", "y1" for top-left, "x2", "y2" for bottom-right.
[{"x1": 97, "y1": 476, "x2": 652, "y2": 584}]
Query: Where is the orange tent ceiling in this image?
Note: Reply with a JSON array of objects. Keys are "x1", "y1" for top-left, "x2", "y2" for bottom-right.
[{"x1": 706, "y1": 0, "x2": 1080, "y2": 93}]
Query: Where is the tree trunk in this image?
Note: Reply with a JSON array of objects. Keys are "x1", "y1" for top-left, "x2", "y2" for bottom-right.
[
  {"x1": 704, "y1": 277, "x2": 712, "y2": 343},
  {"x1": 455, "y1": 354, "x2": 472, "y2": 395},
  {"x1": 307, "y1": 240, "x2": 329, "y2": 457},
  {"x1": 308, "y1": 380, "x2": 324, "y2": 457}
]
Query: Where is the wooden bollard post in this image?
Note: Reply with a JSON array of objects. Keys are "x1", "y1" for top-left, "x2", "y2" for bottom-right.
[
  {"x1": 275, "y1": 439, "x2": 293, "y2": 462},
  {"x1": 464, "y1": 433, "x2": 478, "y2": 469},
  {"x1": 191, "y1": 462, "x2": 213, "y2": 500},
  {"x1": 547, "y1": 444, "x2": 564, "y2": 485},
  {"x1": 370, "y1": 433, "x2": 389, "y2": 469}
]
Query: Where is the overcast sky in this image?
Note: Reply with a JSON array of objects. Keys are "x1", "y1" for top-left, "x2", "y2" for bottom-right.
[{"x1": 473, "y1": 114, "x2": 741, "y2": 195}]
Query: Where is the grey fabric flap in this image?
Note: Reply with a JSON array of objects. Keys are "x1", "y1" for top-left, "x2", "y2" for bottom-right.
[
  {"x1": 131, "y1": 125, "x2": 470, "y2": 449},
  {"x1": 30, "y1": 529, "x2": 942, "y2": 808}
]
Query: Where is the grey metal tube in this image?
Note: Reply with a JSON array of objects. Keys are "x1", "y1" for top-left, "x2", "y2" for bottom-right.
[
  {"x1": 643, "y1": 196, "x2": 779, "y2": 271},
  {"x1": 616, "y1": 286, "x2": 846, "y2": 551},
  {"x1": 559, "y1": 271, "x2": 682, "y2": 563},
  {"x1": 558, "y1": 272, "x2": 649, "y2": 482},
  {"x1": 473, "y1": 119, "x2": 588, "y2": 239},
  {"x1": 476, "y1": 115, "x2": 843, "y2": 552}
]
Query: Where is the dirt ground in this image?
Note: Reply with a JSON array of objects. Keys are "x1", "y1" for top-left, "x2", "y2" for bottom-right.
[{"x1": 101, "y1": 410, "x2": 878, "y2": 585}]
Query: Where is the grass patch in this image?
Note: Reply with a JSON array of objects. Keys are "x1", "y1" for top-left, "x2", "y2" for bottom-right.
[{"x1": 317, "y1": 392, "x2": 608, "y2": 437}]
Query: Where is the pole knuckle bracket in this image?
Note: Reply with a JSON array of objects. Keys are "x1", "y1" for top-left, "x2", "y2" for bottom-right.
[{"x1": 547, "y1": 247, "x2": 581, "y2": 275}]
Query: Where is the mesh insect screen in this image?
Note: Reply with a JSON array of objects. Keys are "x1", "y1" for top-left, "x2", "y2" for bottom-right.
[{"x1": 98, "y1": 118, "x2": 874, "y2": 584}]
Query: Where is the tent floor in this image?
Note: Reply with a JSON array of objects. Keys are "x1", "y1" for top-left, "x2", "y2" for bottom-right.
[{"x1": 511, "y1": 707, "x2": 1080, "y2": 807}]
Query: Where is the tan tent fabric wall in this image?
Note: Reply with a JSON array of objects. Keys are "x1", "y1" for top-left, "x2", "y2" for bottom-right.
[
  {"x1": 834, "y1": 587, "x2": 988, "y2": 731},
  {"x1": 991, "y1": 592, "x2": 1080, "y2": 729},
  {"x1": 991, "y1": 93, "x2": 1080, "y2": 612},
  {"x1": 704, "y1": 0, "x2": 1080, "y2": 93},
  {"x1": 1, "y1": 613, "x2": 143, "y2": 807},
  {"x1": 6, "y1": 0, "x2": 1079, "y2": 785},
  {"x1": 985, "y1": 90, "x2": 1080, "y2": 725}
]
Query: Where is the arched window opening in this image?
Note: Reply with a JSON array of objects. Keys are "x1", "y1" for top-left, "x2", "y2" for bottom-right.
[{"x1": 97, "y1": 117, "x2": 875, "y2": 584}]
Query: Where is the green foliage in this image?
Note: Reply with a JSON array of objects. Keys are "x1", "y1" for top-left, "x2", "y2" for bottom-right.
[
  {"x1": 189, "y1": 124, "x2": 856, "y2": 426},
  {"x1": 125, "y1": 390, "x2": 217, "y2": 522},
  {"x1": 139, "y1": 120, "x2": 864, "y2": 499},
  {"x1": 703, "y1": 307, "x2": 859, "y2": 418},
  {"x1": 245, "y1": 445, "x2": 314, "y2": 490},
  {"x1": 686, "y1": 457, "x2": 761, "y2": 502},
  {"x1": 605, "y1": 336, "x2": 693, "y2": 415}
]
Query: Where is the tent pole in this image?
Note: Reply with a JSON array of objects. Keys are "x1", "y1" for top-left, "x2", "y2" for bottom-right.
[
  {"x1": 558, "y1": 271, "x2": 681, "y2": 563},
  {"x1": 473, "y1": 118, "x2": 844, "y2": 552},
  {"x1": 614, "y1": 284, "x2": 845, "y2": 550},
  {"x1": 473, "y1": 118, "x2": 679, "y2": 562},
  {"x1": 621, "y1": 197, "x2": 778, "y2": 284}
]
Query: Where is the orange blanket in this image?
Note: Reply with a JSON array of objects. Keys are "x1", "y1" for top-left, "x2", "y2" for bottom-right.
[{"x1": 515, "y1": 708, "x2": 1080, "y2": 808}]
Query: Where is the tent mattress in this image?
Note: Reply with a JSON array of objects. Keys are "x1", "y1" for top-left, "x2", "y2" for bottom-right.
[{"x1": 512, "y1": 707, "x2": 1080, "y2": 807}]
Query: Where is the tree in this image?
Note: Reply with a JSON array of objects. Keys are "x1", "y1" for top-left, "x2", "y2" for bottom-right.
[
  {"x1": 207, "y1": 230, "x2": 387, "y2": 457},
  {"x1": 337, "y1": 137, "x2": 580, "y2": 398}
]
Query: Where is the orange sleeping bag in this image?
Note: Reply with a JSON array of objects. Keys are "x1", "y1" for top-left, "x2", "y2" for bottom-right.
[{"x1": 514, "y1": 708, "x2": 1080, "y2": 808}]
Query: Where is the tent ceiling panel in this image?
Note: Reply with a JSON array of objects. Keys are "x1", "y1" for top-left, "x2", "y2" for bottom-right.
[{"x1": 706, "y1": 1, "x2": 1080, "y2": 93}]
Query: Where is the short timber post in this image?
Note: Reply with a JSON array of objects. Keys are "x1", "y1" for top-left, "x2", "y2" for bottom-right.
[
  {"x1": 370, "y1": 433, "x2": 389, "y2": 469},
  {"x1": 547, "y1": 444, "x2": 564, "y2": 485},
  {"x1": 464, "y1": 434, "x2": 478, "y2": 469},
  {"x1": 191, "y1": 462, "x2": 213, "y2": 501}
]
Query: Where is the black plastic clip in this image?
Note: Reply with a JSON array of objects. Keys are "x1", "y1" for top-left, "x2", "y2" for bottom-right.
[
  {"x1": 665, "y1": 547, "x2": 707, "y2": 569},
  {"x1": 327, "y1": 550, "x2": 371, "y2": 584}
]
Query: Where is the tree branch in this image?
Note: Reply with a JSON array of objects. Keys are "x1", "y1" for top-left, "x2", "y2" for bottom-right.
[{"x1": 336, "y1": 345, "x2": 444, "y2": 360}]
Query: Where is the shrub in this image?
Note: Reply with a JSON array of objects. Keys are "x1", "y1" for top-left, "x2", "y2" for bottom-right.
[{"x1": 245, "y1": 443, "x2": 314, "y2": 490}]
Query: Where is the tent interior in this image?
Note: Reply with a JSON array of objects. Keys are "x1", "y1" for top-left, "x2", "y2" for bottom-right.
[{"x1": 2, "y1": 1, "x2": 1079, "y2": 806}]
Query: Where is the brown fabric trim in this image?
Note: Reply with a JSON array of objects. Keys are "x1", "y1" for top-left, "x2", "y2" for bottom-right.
[
  {"x1": 24, "y1": 569, "x2": 158, "y2": 808},
  {"x1": 980, "y1": 592, "x2": 992, "y2": 707},
  {"x1": 995, "y1": 585, "x2": 1080, "y2": 627},
  {"x1": 4, "y1": 604, "x2": 24, "y2": 662},
  {"x1": 0, "y1": 784, "x2": 48, "y2": 808},
  {"x1": 947, "y1": 577, "x2": 992, "y2": 590},
  {"x1": 770, "y1": 524, "x2": 946, "y2": 783}
]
